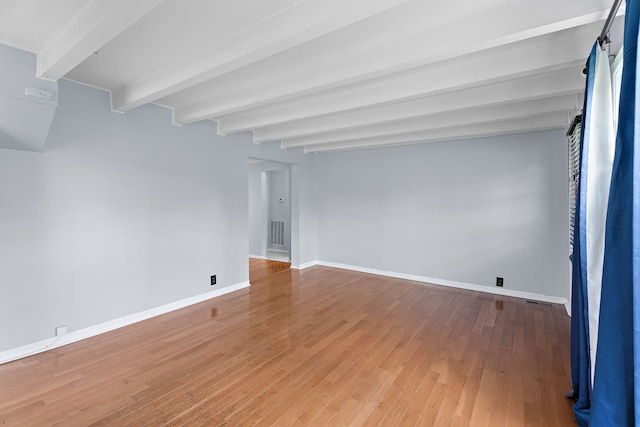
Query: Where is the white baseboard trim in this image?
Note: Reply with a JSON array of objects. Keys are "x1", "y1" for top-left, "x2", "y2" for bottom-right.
[
  {"x1": 314, "y1": 261, "x2": 569, "y2": 309},
  {"x1": 0, "y1": 281, "x2": 250, "y2": 365},
  {"x1": 292, "y1": 260, "x2": 319, "y2": 270},
  {"x1": 249, "y1": 254, "x2": 267, "y2": 260}
]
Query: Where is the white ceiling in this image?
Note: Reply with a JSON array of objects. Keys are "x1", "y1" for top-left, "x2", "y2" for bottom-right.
[{"x1": 0, "y1": 0, "x2": 624, "y2": 152}]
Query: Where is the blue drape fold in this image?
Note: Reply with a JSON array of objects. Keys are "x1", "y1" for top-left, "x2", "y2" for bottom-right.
[
  {"x1": 570, "y1": 43, "x2": 597, "y2": 427},
  {"x1": 590, "y1": 0, "x2": 640, "y2": 425}
]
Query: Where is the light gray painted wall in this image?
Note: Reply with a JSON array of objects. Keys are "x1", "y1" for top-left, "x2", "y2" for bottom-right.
[
  {"x1": 0, "y1": 45, "x2": 570, "y2": 354},
  {"x1": 0, "y1": 44, "x2": 58, "y2": 152},
  {"x1": 248, "y1": 169, "x2": 267, "y2": 257},
  {"x1": 0, "y1": 46, "x2": 317, "y2": 352},
  {"x1": 316, "y1": 131, "x2": 570, "y2": 299}
]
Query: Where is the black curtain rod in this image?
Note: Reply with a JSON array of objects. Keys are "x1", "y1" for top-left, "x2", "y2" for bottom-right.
[
  {"x1": 583, "y1": 0, "x2": 624, "y2": 74},
  {"x1": 598, "y1": 0, "x2": 624, "y2": 45}
]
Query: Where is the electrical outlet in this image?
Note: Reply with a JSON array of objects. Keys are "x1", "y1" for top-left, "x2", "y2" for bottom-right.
[
  {"x1": 55, "y1": 325, "x2": 67, "y2": 336},
  {"x1": 211, "y1": 275, "x2": 216, "y2": 286},
  {"x1": 496, "y1": 277, "x2": 504, "y2": 287}
]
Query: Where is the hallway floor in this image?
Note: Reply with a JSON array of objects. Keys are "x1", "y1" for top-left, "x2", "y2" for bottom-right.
[{"x1": 249, "y1": 257, "x2": 291, "y2": 282}]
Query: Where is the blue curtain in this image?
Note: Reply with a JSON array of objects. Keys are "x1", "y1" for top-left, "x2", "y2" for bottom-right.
[
  {"x1": 569, "y1": 0, "x2": 640, "y2": 424},
  {"x1": 590, "y1": 0, "x2": 640, "y2": 424},
  {"x1": 571, "y1": 39, "x2": 619, "y2": 426},
  {"x1": 570, "y1": 42, "x2": 596, "y2": 427}
]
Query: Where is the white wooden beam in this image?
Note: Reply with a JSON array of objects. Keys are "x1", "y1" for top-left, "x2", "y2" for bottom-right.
[
  {"x1": 174, "y1": 0, "x2": 608, "y2": 124},
  {"x1": 303, "y1": 112, "x2": 569, "y2": 153},
  {"x1": 281, "y1": 95, "x2": 580, "y2": 148},
  {"x1": 251, "y1": 67, "x2": 584, "y2": 142},
  {"x1": 110, "y1": 0, "x2": 414, "y2": 112},
  {"x1": 211, "y1": 26, "x2": 593, "y2": 131},
  {"x1": 37, "y1": 0, "x2": 165, "y2": 81},
  {"x1": 156, "y1": 0, "x2": 512, "y2": 110}
]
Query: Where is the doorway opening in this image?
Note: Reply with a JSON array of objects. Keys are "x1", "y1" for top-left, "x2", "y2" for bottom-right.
[{"x1": 248, "y1": 158, "x2": 297, "y2": 282}]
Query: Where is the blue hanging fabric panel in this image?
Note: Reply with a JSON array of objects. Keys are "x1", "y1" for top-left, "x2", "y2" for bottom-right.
[
  {"x1": 591, "y1": 0, "x2": 640, "y2": 424},
  {"x1": 570, "y1": 37, "x2": 617, "y2": 427},
  {"x1": 570, "y1": 42, "x2": 596, "y2": 427}
]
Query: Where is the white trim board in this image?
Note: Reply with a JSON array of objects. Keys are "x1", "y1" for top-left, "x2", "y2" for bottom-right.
[
  {"x1": 292, "y1": 260, "x2": 318, "y2": 270},
  {"x1": 0, "y1": 281, "x2": 250, "y2": 365},
  {"x1": 300, "y1": 260, "x2": 570, "y2": 315}
]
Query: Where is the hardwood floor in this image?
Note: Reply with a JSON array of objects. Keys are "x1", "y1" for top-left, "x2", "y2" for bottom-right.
[
  {"x1": 0, "y1": 266, "x2": 575, "y2": 426},
  {"x1": 249, "y1": 258, "x2": 291, "y2": 282}
]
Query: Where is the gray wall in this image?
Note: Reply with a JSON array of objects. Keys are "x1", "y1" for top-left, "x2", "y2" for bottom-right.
[
  {"x1": 0, "y1": 44, "x2": 570, "y2": 354},
  {"x1": 0, "y1": 44, "x2": 58, "y2": 152},
  {"x1": 316, "y1": 131, "x2": 570, "y2": 299},
  {"x1": 248, "y1": 168, "x2": 267, "y2": 257},
  {"x1": 0, "y1": 46, "x2": 317, "y2": 352}
]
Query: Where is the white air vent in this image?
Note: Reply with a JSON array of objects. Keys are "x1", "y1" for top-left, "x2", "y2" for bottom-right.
[{"x1": 270, "y1": 220, "x2": 285, "y2": 246}]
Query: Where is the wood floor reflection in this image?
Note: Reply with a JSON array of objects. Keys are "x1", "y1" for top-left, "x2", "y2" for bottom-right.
[
  {"x1": 0, "y1": 266, "x2": 574, "y2": 426},
  {"x1": 249, "y1": 257, "x2": 291, "y2": 282}
]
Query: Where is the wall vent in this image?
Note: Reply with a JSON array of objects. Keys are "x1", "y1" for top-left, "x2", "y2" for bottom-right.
[{"x1": 270, "y1": 220, "x2": 285, "y2": 246}]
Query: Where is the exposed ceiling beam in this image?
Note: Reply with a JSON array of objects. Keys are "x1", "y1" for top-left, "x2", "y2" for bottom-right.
[
  {"x1": 281, "y1": 95, "x2": 580, "y2": 148},
  {"x1": 154, "y1": 0, "x2": 517, "y2": 110},
  {"x1": 37, "y1": 0, "x2": 165, "y2": 81},
  {"x1": 251, "y1": 67, "x2": 585, "y2": 142},
  {"x1": 304, "y1": 112, "x2": 569, "y2": 153},
  {"x1": 211, "y1": 25, "x2": 593, "y2": 131},
  {"x1": 2, "y1": 0, "x2": 613, "y2": 154},
  {"x1": 110, "y1": 0, "x2": 414, "y2": 112},
  {"x1": 173, "y1": 1, "x2": 608, "y2": 124}
]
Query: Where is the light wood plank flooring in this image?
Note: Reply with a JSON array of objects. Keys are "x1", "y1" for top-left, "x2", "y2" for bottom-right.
[
  {"x1": 249, "y1": 258, "x2": 291, "y2": 283},
  {"x1": 0, "y1": 266, "x2": 575, "y2": 426}
]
